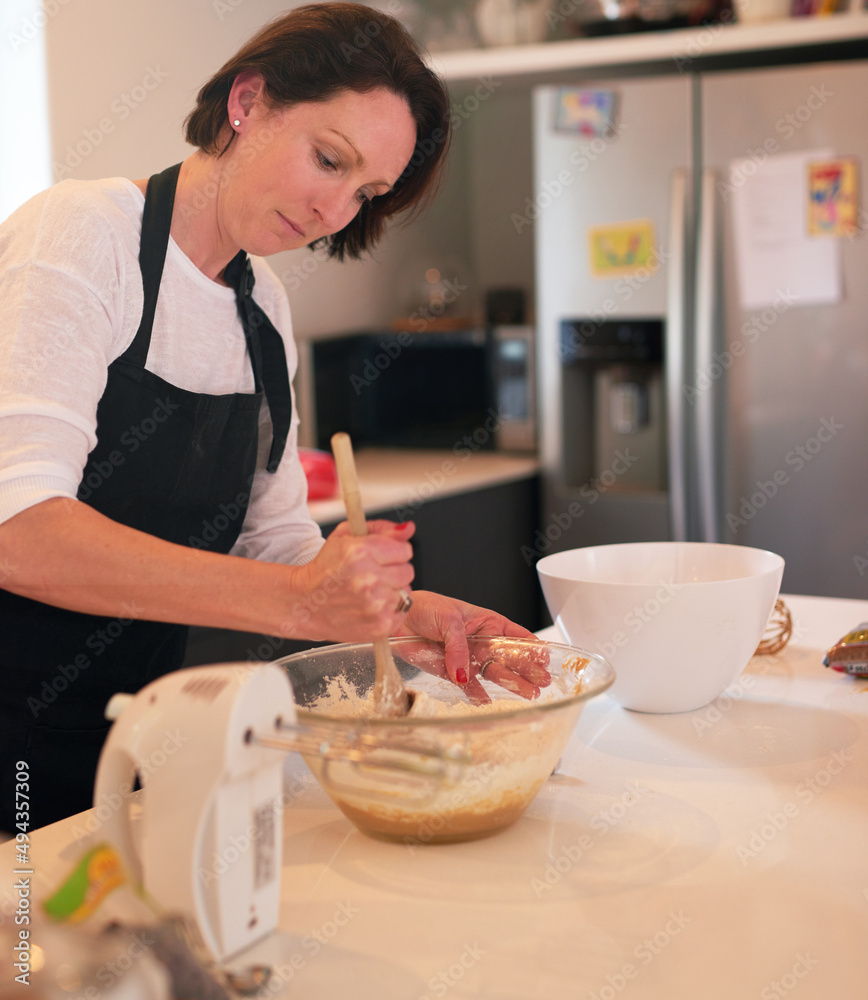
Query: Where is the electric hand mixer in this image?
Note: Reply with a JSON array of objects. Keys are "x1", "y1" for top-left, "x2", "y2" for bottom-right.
[{"x1": 94, "y1": 662, "x2": 464, "y2": 962}]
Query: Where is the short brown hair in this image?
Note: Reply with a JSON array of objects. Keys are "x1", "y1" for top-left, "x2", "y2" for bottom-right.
[{"x1": 184, "y1": 3, "x2": 451, "y2": 261}]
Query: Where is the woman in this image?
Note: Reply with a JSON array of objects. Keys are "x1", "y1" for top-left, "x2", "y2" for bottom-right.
[{"x1": 0, "y1": 4, "x2": 547, "y2": 832}]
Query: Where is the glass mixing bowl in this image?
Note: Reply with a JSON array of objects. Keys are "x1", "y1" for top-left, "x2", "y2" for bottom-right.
[{"x1": 274, "y1": 636, "x2": 614, "y2": 844}]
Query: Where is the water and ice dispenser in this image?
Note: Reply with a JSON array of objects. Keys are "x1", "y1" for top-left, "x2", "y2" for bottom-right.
[{"x1": 559, "y1": 318, "x2": 666, "y2": 492}]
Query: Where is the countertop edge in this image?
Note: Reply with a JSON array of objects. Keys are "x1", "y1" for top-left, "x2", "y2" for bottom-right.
[{"x1": 307, "y1": 448, "x2": 541, "y2": 525}]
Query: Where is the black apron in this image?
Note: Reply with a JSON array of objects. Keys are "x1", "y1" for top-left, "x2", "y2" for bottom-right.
[{"x1": 0, "y1": 164, "x2": 288, "y2": 832}]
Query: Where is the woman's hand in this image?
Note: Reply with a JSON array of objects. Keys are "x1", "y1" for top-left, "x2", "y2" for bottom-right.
[
  {"x1": 289, "y1": 519, "x2": 415, "y2": 641},
  {"x1": 395, "y1": 591, "x2": 551, "y2": 703}
]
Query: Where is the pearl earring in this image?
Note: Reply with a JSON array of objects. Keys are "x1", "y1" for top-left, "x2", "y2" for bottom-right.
[{"x1": 233, "y1": 119, "x2": 241, "y2": 127}]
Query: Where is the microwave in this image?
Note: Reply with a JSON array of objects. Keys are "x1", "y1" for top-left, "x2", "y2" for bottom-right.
[{"x1": 309, "y1": 326, "x2": 536, "y2": 453}]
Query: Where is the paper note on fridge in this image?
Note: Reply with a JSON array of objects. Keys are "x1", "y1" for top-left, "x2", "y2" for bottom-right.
[{"x1": 729, "y1": 149, "x2": 841, "y2": 312}]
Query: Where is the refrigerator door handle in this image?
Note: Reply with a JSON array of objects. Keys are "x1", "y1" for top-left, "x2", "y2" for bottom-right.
[
  {"x1": 695, "y1": 167, "x2": 720, "y2": 542},
  {"x1": 666, "y1": 167, "x2": 689, "y2": 542}
]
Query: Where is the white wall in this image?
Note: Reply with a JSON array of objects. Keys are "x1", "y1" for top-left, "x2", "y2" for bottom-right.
[
  {"x1": 466, "y1": 85, "x2": 534, "y2": 316},
  {"x1": 40, "y1": 0, "x2": 473, "y2": 340},
  {"x1": 2, "y1": 0, "x2": 52, "y2": 219}
]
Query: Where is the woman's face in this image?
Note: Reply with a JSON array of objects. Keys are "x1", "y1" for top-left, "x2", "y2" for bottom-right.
[{"x1": 222, "y1": 84, "x2": 417, "y2": 257}]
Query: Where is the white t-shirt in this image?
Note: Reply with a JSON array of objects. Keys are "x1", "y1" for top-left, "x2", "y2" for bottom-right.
[{"x1": 0, "y1": 176, "x2": 325, "y2": 566}]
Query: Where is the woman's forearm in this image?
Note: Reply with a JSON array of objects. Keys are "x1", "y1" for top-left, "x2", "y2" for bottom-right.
[
  {"x1": 0, "y1": 497, "x2": 302, "y2": 635},
  {"x1": 0, "y1": 498, "x2": 415, "y2": 642}
]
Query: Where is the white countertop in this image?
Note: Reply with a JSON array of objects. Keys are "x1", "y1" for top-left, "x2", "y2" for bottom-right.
[
  {"x1": 3, "y1": 594, "x2": 867, "y2": 997},
  {"x1": 306, "y1": 447, "x2": 540, "y2": 525}
]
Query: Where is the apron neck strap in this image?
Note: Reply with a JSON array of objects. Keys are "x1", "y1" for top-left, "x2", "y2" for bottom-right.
[
  {"x1": 122, "y1": 163, "x2": 182, "y2": 369},
  {"x1": 223, "y1": 250, "x2": 292, "y2": 474}
]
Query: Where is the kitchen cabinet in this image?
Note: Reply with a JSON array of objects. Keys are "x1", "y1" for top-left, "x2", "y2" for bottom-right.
[
  {"x1": 429, "y1": 12, "x2": 868, "y2": 84},
  {"x1": 419, "y1": 12, "x2": 868, "y2": 329},
  {"x1": 182, "y1": 467, "x2": 543, "y2": 669}
]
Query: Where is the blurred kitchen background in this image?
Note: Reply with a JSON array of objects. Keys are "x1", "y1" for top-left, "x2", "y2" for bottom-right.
[{"x1": 3, "y1": 0, "x2": 868, "y2": 649}]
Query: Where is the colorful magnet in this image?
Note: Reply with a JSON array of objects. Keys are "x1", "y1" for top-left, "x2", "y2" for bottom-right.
[
  {"x1": 588, "y1": 220, "x2": 657, "y2": 279},
  {"x1": 552, "y1": 88, "x2": 618, "y2": 139},
  {"x1": 807, "y1": 157, "x2": 860, "y2": 238}
]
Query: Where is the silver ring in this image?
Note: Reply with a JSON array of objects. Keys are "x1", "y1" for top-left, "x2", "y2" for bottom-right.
[
  {"x1": 479, "y1": 660, "x2": 493, "y2": 680},
  {"x1": 395, "y1": 590, "x2": 413, "y2": 614}
]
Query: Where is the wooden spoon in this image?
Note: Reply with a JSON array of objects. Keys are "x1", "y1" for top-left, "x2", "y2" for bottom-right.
[{"x1": 330, "y1": 433, "x2": 411, "y2": 717}]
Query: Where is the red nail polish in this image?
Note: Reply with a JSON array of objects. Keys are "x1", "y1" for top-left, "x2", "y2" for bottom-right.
[
  {"x1": 396, "y1": 521, "x2": 411, "y2": 529},
  {"x1": 456, "y1": 668, "x2": 468, "y2": 684}
]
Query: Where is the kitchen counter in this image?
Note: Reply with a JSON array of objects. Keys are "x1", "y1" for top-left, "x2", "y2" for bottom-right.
[
  {"x1": 3, "y1": 594, "x2": 867, "y2": 997},
  {"x1": 306, "y1": 447, "x2": 541, "y2": 526}
]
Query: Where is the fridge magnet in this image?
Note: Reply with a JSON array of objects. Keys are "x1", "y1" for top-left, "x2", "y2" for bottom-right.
[
  {"x1": 807, "y1": 157, "x2": 860, "y2": 238},
  {"x1": 552, "y1": 88, "x2": 618, "y2": 139},
  {"x1": 588, "y1": 220, "x2": 657, "y2": 279}
]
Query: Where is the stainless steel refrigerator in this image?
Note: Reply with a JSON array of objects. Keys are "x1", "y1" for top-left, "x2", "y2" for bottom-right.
[{"x1": 533, "y1": 58, "x2": 868, "y2": 599}]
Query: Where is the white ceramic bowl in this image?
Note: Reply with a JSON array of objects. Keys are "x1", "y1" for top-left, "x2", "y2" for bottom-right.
[{"x1": 537, "y1": 542, "x2": 784, "y2": 713}]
